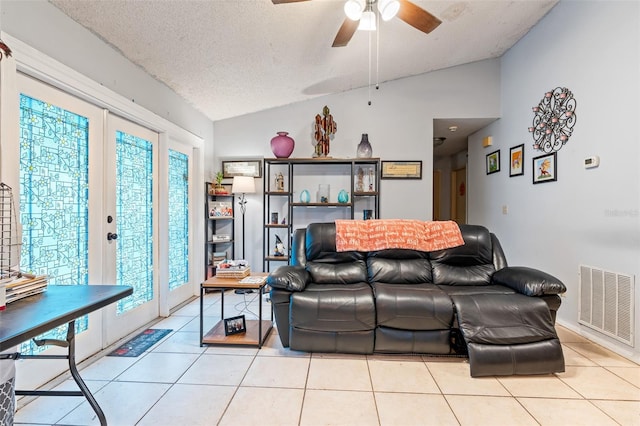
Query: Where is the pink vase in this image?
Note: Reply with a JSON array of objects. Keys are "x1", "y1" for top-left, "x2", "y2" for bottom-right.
[{"x1": 270, "y1": 132, "x2": 295, "y2": 158}]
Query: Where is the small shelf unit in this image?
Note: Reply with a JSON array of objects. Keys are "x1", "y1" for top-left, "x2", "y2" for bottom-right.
[
  {"x1": 263, "y1": 157, "x2": 380, "y2": 271},
  {"x1": 205, "y1": 182, "x2": 235, "y2": 279}
]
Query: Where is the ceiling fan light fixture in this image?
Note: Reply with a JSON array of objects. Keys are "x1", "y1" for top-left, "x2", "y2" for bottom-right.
[
  {"x1": 344, "y1": 0, "x2": 365, "y2": 21},
  {"x1": 358, "y1": 9, "x2": 377, "y2": 31},
  {"x1": 377, "y1": 0, "x2": 400, "y2": 21}
]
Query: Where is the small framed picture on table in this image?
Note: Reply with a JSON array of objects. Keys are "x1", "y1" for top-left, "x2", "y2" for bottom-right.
[{"x1": 224, "y1": 315, "x2": 246, "y2": 336}]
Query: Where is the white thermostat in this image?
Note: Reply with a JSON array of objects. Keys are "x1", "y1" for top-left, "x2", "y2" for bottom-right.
[{"x1": 584, "y1": 156, "x2": 600, "y2": 169}]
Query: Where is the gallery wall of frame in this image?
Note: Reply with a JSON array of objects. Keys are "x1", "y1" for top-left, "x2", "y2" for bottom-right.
[{"x1": 484, "y1": 143, "x2": 559, "y2": 184}]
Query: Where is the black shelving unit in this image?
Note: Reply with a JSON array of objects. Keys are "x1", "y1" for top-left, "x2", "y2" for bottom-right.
[
  {"x1": 205, "y1": 182, "x2": 235, "y2": 279},
  {"x1": 263, "y1": 158, "x2": 380, "y2": 271}
]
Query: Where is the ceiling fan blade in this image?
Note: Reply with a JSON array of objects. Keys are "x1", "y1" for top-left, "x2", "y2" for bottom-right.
[
  {"x1": 397, "y1": 0, "x2": 442, "y2": 34},
  {"x1": 272, "y1": 0, "x2": 310, "y2": 4},
  {"x1": 332, "y1": 18, "x2": 359, "y2": 47}
]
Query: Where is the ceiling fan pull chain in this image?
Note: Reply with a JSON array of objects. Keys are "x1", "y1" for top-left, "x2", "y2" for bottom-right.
[
  {"x1": 368, "y1": 28, "x2": 372, "y2": 106},
  {"x1": 376, "y1": 10, "x2": 380, "y2": 91}
]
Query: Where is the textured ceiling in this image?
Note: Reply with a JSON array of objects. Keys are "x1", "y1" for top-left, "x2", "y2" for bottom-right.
[{"x1": 49, "y1": 0, "x2": 558, "y2": 123}]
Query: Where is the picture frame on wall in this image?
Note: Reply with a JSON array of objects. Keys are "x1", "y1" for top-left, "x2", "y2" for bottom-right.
[
  {"x1": 381, "y1": 161, "x2": 422, "y2": 179},
  {"x1": 486, "y1": 150, "x2": 500, "y2": 175},
  {"x1": 222, "y1": 160, "x2": 263, "y2": 178},
  {"x1": 532, "y1": 152, "x2": 557, "y2": 184},
  {"x1": 509, "y1": 144, "x2": 525, "y2": 177}
]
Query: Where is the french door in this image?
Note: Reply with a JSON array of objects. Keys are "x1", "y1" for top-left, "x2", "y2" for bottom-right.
[
  {"x1": 17, "y1": 74, "x2": 106, "y2": 386},
  {"x1": 103, "y1": 115, "x2": 160, "y2": 344},
  {"x1": 14, "y1": 73, "x2": 194, "y2": 386},
  {"x1": 166, "y1": 142, "x2": 193, "y2": 310}
]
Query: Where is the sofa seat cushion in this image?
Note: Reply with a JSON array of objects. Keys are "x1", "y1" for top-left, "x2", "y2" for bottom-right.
[
  {"x1": 373, "y1": 283, "x2": 454, "y2": 330},
  {"x1": 451, "y1": 293, "x2": 558, "y2": 345},
  {"x1": 290, "y1": 283, "x2": 376, "y2": 332},
  {"x1": 437, "y1": 284, "x2": 515, "y2": 297}
]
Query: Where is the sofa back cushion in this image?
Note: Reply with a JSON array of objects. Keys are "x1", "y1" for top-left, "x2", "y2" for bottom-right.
[
  {"x1": 305, "y1": 222, "x2": 367, "y2": 284},
  {"x1": 430, "y1": 224, "x2": 495, "y2": 286},
  {"x1": 368, "y1": 250, "x2": 432, "y2": 284}
]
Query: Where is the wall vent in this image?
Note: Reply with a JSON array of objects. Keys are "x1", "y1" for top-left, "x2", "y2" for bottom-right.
[{"x1": 579, "y1": 265, "x2": 634, "y2": 346}]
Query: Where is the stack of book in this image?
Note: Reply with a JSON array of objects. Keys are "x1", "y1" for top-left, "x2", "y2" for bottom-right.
[
  {"x1": 212, "y1": 251, "x2": 227, "y2": 268},
  {"x1": 4, "y1": 274, "x2": 48, "y2": 304},
  {"x1": 216, "y1": 260, "x2": 250, "y2": 278}
]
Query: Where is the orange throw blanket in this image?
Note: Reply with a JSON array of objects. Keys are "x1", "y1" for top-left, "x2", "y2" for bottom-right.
[{"x1": 335, "y1": 219, "x2": 464, "y2": 252}]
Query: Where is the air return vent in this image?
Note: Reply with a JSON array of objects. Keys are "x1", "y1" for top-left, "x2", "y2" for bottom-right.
[{"x1": 579, "y1": 265, "x2": 634, "y2": 346}]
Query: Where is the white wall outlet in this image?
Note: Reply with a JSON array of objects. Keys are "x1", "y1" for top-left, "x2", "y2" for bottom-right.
[{"x1": 502, "y1": 205, "x2": 508, "y2": 215}]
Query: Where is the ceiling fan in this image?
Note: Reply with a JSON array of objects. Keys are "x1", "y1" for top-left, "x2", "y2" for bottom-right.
[{"x1": 272, "y1": 0, "x2": 442, "y2": 47}]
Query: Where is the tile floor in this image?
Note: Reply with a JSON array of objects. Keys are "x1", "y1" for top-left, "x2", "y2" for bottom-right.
[{"x1": 13, "y1": 290, "x2": 640, "y2": 426}]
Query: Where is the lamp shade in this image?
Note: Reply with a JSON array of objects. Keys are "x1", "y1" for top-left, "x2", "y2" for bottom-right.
[
  {"x1": 231, "y1": 176, "x2": 256, "y2": 194},
  {"x1": 358, "y1": 10, "x2": 376, "y2": 31},
  {"x1": 344, "y1": 0, "x2": 365, "y2": 20},
  {"x1": 378, "y1": 0, "x2": 400, "y2": 21}
]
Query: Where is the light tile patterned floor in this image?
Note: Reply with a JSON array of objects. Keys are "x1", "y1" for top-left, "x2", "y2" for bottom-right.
[{"x1": 14, "y1": 290, "x2": 640, "y2": 426}]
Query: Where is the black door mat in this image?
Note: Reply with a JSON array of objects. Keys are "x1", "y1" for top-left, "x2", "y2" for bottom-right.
[{"x1": 107, "y1": 329, "x2": 172, "y2": 357}]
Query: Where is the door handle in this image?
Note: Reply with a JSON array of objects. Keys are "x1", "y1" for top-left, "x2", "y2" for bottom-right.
[{"x1": 107, "y1": 232, "x2": 118, "y2": 241}]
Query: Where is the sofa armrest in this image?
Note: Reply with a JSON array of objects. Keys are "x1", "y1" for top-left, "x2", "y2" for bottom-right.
[
  {"x1": 492, "y1": 266, "x2": 566, "y2": 296},
  {"x1": 266, "y1": 265, "x2": 311, "y2": 292}
]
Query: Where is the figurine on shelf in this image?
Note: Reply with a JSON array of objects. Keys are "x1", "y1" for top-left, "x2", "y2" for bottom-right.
[
  {"x1": 356, "y1": 167, "x2": 364, "y2": 192},
  {"x1": 274, "y1": 235, "x2": 286, "y2": 257},
  {"x1": 275, "y1": 172, "x2": 284, "y2": 191},
  {"x1": 313, "y1": 105, "x2": 337, "y2": 157}
]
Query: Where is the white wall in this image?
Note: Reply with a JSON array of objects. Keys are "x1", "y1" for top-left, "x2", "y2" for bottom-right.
[
  {"x1": 213, "y1": 59, "x2": 501, "y2": 270},
  {"x1": 468, "y1": 0, "x2": 640, "y2": 361}
]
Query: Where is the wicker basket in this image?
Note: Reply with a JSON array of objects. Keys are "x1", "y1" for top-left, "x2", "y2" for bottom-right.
[{"x1": 215, "y1": 267, "x2": 250, "y2": 279}]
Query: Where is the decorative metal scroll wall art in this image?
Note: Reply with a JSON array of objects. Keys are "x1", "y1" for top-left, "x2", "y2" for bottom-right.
[{"x1": 528, "y1": 87, "x2": 577, "y2": 153}]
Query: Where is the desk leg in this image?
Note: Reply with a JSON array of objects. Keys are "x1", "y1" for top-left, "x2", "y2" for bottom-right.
[
  {"x1": 258, "y1": 287, "x2": 263, "y2": 348},
  {"x1": 65, "y1": 321, "x2": 107, "y2": 426},
  {"x1": 16, "y1": 321, "x2": 107, "y2": 425},
  {"x1": 199, "y1": 285, "x2": 204, "y2": 347}
]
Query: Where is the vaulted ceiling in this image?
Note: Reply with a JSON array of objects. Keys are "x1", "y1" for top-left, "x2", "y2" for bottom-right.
[{"x1": 49, "y1": 0, "x2": 558, "y2": 123}]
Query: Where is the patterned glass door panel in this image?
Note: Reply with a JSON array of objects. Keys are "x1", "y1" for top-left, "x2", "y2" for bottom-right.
[
  {"x1": 115, "y1": 131, "x2": 154, "y2": 314},
  {"x1": 18, "y1": 93, "x2": 89, "y2": 353},
  {"x1": 168, "y1": 149, "x2": 189, "y2": 291}
]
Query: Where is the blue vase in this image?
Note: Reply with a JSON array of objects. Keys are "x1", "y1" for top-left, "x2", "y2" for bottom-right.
[
  {"x1": 337, "y1": 189, "x2": 349, "y2": 203},
  {"x1": 300, "y1": 189, "x2": 310, "y2": 203}
]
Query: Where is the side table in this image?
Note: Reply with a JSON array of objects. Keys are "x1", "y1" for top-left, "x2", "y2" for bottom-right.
[{"x1": 199, "y1": 273, "x2": 272, "y2": 348}]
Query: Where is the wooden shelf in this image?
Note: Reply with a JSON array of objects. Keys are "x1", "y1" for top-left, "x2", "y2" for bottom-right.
[
  {"x1": 202, "y1": 319, "x2": 272, "y2": 346},
  {"x1": 264, "y1": 256, "x2": 289, "y2": 262}
]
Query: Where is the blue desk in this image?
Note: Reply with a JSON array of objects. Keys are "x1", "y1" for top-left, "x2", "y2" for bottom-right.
[{"x1": 0, "y1": 285, "x2": 133, "y2": 425}]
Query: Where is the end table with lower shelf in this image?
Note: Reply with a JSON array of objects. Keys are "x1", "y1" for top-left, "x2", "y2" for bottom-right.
[{"x1": 199, "y1": 273, "x2": 272, "y2": 348}]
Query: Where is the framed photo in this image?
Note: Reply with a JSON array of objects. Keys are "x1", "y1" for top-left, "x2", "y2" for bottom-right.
[
  {"x1": 486, "y1": 150, "x2": 500, "y2": 174},
  {"x1": 208, "y1": 201, "x2": 233, "y2": 218},
  {"x1": 222, "y1": 160, "x2": 262, "y2": 178},
  {"x1": 381, "y1": 161, "x2": 422, "y2": 179},
  {"x1": 224, "y1": 315, "x2": 246, "y2": 336},
  {"x1": 509, "y1": 144, "x2": 525, "y2": 177},
  {"x1": 532, "y1": 152, "x2": 557, "y2": 184}
]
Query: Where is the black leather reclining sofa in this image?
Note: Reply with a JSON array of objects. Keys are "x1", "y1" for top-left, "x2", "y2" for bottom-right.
[{"x1": 267, "y1": 222, "x2": 566, "y2": 377}]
